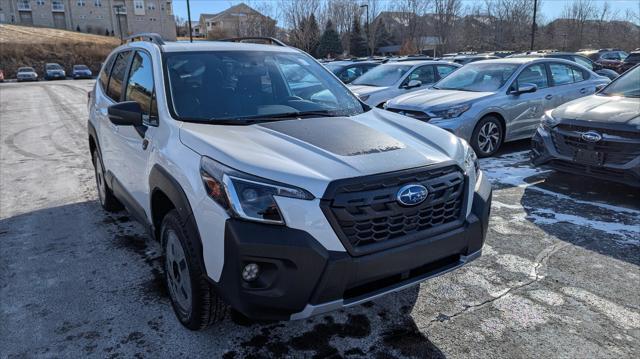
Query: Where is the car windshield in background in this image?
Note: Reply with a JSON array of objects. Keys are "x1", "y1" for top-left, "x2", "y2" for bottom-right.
[
  {"x1": 46, "y1": 64, "x2": 62, "y2": 70},
  {"x1": 18, "y1": 67, "x2": 34, "y2": 72},
  {"x1": 324, "y1": 63, "x2": 344, "y2": 73},
  {"x1": 433, "y1": 63, "x2": 519, "y2": 92},
  {"x1": 599, "y1": 66, "x2": 640, "y2": 98},
  {"x1": 351, "y1": 64, "x2": 413, "y2": 87},
  {"x1": 74, "y1": 65, "x2": 89, "y2": 70},
  {"x1": 165, "y1": 51, "x2": 364, "y2": 123}
]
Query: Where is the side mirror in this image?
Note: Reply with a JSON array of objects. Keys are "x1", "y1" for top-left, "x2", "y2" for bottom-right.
[
  {"x1": 511, "y1": 83, "x2": 537, "y2": 95},
  {"x1": 108, "y1": 101, "x2": 143, "y2": 126},
  {"x1": 595, "y1": 83, "x2": 607, "y2": 92},
  {"x1": 403, "y1": 79, "x2": 422, "y2": 89}
]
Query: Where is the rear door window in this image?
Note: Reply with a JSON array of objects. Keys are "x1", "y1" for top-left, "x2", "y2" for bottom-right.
[
  {"x1": 549, "y1": 63, "x2": 576, "y2": 86},
  {"x1": 106, "y1": 51, "x2": 132, "y2": 101},
  {"x1": 573, "y1": 56, "x2": 594, "y2": 71},
  {"x1": 99, "y1": 54, "x2": 116, "y2": 90},
  {"x1": 125, "y1": 51, "x2": 156, "y2": 117}
]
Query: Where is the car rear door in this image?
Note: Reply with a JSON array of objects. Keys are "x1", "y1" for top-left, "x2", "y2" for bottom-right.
[
  {"x1": 548, "y1": 61, "x2": 595, "y2": 107},
  {"x1": 503, "y1": 63, "x2": 553, "y2": 140}
]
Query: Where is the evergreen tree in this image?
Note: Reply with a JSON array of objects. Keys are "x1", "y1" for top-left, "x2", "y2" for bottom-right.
[
  {"x1": 349, "y1": 17, "x2": 367, "y2": 57},
  {"x1": 306, "y1": 13, "x2": 321, "y2": 56},
  {"x1": 317, "y1": 20, "x2": 342, "y2": 58}
]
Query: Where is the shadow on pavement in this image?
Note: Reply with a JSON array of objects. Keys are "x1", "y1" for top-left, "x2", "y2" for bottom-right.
[{"x1": 0, "y1": 201, "x2": 446, "y2": 358}]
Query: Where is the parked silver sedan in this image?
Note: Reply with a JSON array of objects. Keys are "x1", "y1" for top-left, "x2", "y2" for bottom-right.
[
  {"x1": 348, "y1": 61, "x2": 461, "y2": 108},
  {"x1": 385, "y1": 58, "x2": 610, "y2": 156}
]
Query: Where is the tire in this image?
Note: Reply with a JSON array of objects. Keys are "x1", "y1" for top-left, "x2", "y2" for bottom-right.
[
  {"x1": 161, "y1": 210, "x2": 227, "y2": 330},
  {"x1": 92, "y1": 149, "x2": 123, "y2": 212},
  {"x1": 471, "y1": 116, "x2": 504, "y2": 157}
]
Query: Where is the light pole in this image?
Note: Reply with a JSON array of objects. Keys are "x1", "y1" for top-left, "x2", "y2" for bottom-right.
[
  {"x1": 113, "y1": 4, "x2": 124, "y2": 43},
  {"x1": 360, "y1": 3, "x2": 370, "y2": 56},
  {"x1": 530, "y1": 0, "x2": 538, "y2": 50},
  {"x1": 186, "y1": 0, "x2": 193, "y2": 42}
]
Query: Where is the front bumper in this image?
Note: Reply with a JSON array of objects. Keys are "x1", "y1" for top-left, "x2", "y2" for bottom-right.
[
  {"x1": 531, "y1": 126, "x2": 640, "y2": 187},
  {"x1": 213, "y1": 177, "x2": 492, "y2": 321}
]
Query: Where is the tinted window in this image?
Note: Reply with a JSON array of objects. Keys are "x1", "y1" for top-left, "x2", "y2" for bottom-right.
[
  {"x1": 125, "y1": 51, "x2": 155, "y2": 116},
  {"x1": 99, "y1": 54, "x2": 116, "y2": 90},
  {"x1": 436, "y1": 65, "x2": 456, "y2": 78},
  {"x1": 516, "y1": 64, "x2": 548, "y2": 89},
  {"x1": 599, "y1": 66, "x2": 639, "y2": 98},
  {"x1": 339, "y1": 66, "x2": 365, "y2": 83},
  {"x1": 405, "y1": 65, "x2": 435, "y2": 85},
  {"x1": 625, "y1": 53, "x2": 640, "y2": 62},
  {"x1": 165, "y1": 51, "x2": 363, "y2": 122},
  {"x1": 550, "y1": 63, "x2": 576, "y2": 85},
  {"x1": 106, "y1": 51, "x2": 131, "y2": 101},
  {"x1": 602, "y1": 52, "x2": 621, "y2": 60}
]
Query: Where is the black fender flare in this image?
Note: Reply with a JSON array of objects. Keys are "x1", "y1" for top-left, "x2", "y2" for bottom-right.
[{"x1": 148, "y1": 164, "x2": 195, "y2": 238}]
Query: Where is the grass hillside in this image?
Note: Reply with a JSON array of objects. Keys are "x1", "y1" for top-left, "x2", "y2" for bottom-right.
[{"x1": 0, "y1": 24, "x2": 120, "y2": 78}]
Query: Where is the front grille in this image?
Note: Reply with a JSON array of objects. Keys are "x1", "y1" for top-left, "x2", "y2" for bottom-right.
[
  {"x1": 551, "y1": 125, "x2": 640, "y2": 165},
  {"x1": 321, "y1": 165, "x2": 466, "y2": 256},
  {"x1": 386, "y1": 108, "x2": 432, "y2": 122}
]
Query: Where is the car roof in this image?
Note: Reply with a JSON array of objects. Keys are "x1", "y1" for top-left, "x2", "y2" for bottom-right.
[
  {"x1": 469, "y1": 57, "x2": 552, "y2": 65},
  {"x1": 379, "y1": 60, "x2": 451, "y2": 66}
]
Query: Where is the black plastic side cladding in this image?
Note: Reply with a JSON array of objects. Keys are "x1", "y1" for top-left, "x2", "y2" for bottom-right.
[{"x1": 259, "y1": 117, "x2": 405, "y2": 156}]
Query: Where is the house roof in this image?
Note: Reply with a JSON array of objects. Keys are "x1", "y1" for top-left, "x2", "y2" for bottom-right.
[{"x1": 201, "y1": 3, "x2": 274, "y2": 23}]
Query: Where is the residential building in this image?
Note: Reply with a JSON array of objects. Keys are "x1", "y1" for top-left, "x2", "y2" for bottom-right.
[
  {"x1": 0, "y1": 0, "x2": 176, "y2": 40},
  {"x1": 198, "y1": 2, "x2": 276, "y2": 39}
]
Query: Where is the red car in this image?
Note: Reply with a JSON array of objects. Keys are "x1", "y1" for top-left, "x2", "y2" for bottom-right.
[
  {"x1": 579, "y1": 49, "x2": 629, "y2": 73},
  {"x1": 618, "y1": 51, "x2": 640, "y2": 73}
]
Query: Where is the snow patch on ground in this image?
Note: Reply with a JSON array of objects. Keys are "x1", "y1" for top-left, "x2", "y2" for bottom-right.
[{"x1": 481, "y1": 151, "x2": 640, "y2": 216}]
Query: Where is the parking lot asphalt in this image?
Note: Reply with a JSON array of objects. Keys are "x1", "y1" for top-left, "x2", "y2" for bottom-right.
[{"x1": 1, "y1": 80, "x2": 639, "y2": 359}]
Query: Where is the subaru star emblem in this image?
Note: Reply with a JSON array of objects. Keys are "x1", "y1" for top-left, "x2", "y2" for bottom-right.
[
  {"x1": 397, "y1": 184, "x2": 428, "y2": 206},
  {"x1": 581, "y1": 131, "x2": 602, "y2": 143}
]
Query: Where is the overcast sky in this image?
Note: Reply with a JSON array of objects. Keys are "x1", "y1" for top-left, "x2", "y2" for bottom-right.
[{"x1": 172, "y1": 0, "x2": 640, "y2": 25}]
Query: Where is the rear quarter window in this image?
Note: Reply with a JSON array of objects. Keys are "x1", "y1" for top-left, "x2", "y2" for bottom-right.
[
  {"x1": 106, "y1": 51, "x2": 132, "y2": 101},
  {"x1": 99, "y1": 54, "x2": 116, "y2": 91}
]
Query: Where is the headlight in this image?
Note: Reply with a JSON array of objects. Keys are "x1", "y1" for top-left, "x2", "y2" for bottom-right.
[
  {"x1": 200, "y1": 157, "x2": 313, "y2": 224},
  {"x1": 461, "y1": 140, "x2": 479, "y2": 179},
  {"x1": 428, "y1": 104, "x2": 471, "y2": 119},
  {"x1": 541, "y1": 110, "x2": 559, "y2": 131},
  {"x1": 359, "y1": 94, "x2": 370, "y2": 102}
]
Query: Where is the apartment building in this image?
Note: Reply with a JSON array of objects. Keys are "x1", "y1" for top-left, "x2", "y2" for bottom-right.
[{"x1": 0, "y1": 0, "x2": 176, "y2": 40}]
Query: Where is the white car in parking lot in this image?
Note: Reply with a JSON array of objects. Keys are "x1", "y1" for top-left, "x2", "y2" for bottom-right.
[
  {"x1": 347, "y1": 61, "x2": 461, "y2": 108},
  {"x1": 88, "y1": 34, "x2": 491, "y2": 330}
]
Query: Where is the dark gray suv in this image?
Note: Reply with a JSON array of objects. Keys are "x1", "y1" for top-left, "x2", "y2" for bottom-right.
[{"x1": 531, "y1": 65, "x2": 640, "y2": 187}]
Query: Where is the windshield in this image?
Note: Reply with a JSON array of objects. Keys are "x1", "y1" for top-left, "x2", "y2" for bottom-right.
[
  {"x1": 351, "y1": 64, "x2": 412, "y2": 87},
  {"x1": 324, "y1": 63, "x2": 345, "y2": 74},
  {"x1": 74, "y1": 65, "x2": 89, "y2": 70},
  {"x1": 433, "y1": 63, "x2": 519, "y2": 92},
  {"x1": 46, "y1": 64, "x2": 62, "y2": 70},
  {"x1": 165, "y1": 51, "x2": 364, "y2": 122},
  {"x1": 599, "y1": 66, "x2": 640, "y2": 98},
  {"x1": 18, "y1": 67, "x2": 34, "y2": 72}
]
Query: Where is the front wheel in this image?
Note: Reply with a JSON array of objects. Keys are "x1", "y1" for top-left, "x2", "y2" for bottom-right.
[
  {"x1": 161, "y1": 210, "x2": 227, "y2": 330},
  {"x1": 471, "y1": 116, "x2": 504, "y2": 157}
]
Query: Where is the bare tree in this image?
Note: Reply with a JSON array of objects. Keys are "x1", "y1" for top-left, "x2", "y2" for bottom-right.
[
  {"x1": 433, "y1": 0, "x2": 463, "y2": 53},
  {"x1": 562, "y1": 0, "x2": 596, "y2": 49},
  {"x1": 392, "y1": 0, "x2": 432, "y2": 51},
  {"x1": 280, "y1": 0, "x2": 322, "y2": 51}
]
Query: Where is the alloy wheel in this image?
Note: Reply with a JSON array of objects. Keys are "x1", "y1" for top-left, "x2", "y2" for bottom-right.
[{"x1": 477, "y1": 122, "x2": 501, "y2": 154}]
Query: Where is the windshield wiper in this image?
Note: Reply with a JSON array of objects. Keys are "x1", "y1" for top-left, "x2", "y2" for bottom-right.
[{"x1": 207, "y1": 110, "x2": 340, "y2": 124}]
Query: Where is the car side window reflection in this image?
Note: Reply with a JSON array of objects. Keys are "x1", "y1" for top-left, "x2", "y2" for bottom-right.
[{"x1": 125, "y1": 51, "x2": 156, "y2": 118}]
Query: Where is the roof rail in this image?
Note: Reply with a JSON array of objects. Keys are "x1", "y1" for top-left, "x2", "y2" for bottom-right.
[
  {"x1": 220, "y1": 37, "x2": 286, "y2": 47},
  {"x1": 124, "y1": 33, "x2": 165, "y2": 46}
]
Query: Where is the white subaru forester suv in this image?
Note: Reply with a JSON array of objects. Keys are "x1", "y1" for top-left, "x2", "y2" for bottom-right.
[{"x1": 88, "y1": 34, "x2": 492, "y2": 330}]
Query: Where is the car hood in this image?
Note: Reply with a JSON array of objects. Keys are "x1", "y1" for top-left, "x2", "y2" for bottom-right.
[
  {"x1": 388, "y1": 89, "x2": 493, "y2": 109},
  {"x1": 179, "y1": 109, "x2": 466, "y2": 198},
  {"x1": 552, "y1": 95, "x2": 640, "y2": 126},
  {"x1": 348, "y1": 85, "x2": 389, "y2": 96}
]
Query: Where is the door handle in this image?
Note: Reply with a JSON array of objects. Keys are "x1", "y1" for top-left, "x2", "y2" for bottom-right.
[
  {"x1": 545, "y1": 94, "x2": 553, "y2": 100},
  {"x1": 579, "y1": 88, "x2": 587, "y2": 94}
]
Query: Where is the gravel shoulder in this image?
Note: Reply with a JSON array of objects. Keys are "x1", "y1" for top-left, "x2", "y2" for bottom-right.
[{"x1": 1, "y1": 80, "x2": 638, "y2": 358}]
